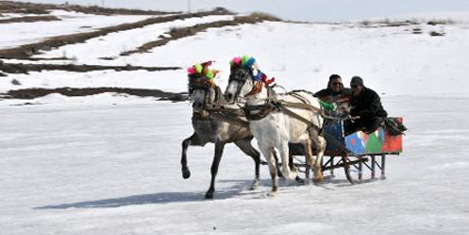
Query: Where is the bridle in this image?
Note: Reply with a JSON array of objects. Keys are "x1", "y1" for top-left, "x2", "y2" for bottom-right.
[
  {"x1": 188, "y1": 76, "x2": 220, "y2": 111},
  {"x1": 189, "y1": 77, "x2": 248, "y2": 127},
  {"x1": 228, "y1": 66, "x2": 264, "y2": 101}
]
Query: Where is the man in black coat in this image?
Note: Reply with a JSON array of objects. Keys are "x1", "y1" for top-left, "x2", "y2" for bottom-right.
[
  {"x1": 345, "y1": 76, "x2": 388, "y2": 135},
  {"x1": 314, "y1": 74, "x2": 351, "y2": 103}
]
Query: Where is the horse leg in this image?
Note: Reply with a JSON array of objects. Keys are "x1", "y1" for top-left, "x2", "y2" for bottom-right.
[
  {"x1": 278, "y1": 141, "x2": 298, "y2": 181},
  {"x1": 205, "y1": 140, "x2": 226, "y2": 199},
  {"x1": 273, "y1": 150, "x2": 284, "y2": 178},
  {"x1": 288, "y1": 145, "x2": 305, "y2": 184},
  {"x1": 234, "y1": 139, "x2": 261, "y2": 190},
  {"x1": 290, "y1": 152, "x2": 306, "y2": 185},
  {"x1": 314, "y1": 135, "x2": 327, "y2": 183},
  {"x1": 181, "y1": 133, "x2": 204, "y2": 179},
  {"x1": 303, "y1": 137, "x2": 314, "y2": 185},
  {"x1": 259, "y1": 144, "x2": 278, "y2": 194},
  {"x1": 309, "y1": 128, "x2": 326, "y2": 182}
]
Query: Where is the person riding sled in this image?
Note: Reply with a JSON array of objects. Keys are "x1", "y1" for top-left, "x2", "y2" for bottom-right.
[
  {"x1": 314, "y1": 74, "x2": 352, "y2": 117},
  {"x1": 344, "y1": 76, "x2": 388, "y2": 136},
  {"x1": 314, "y1": 74, "x2": 352, "y2": 103}
]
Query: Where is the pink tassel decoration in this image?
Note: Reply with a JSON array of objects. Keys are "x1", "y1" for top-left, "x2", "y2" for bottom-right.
[
  {"x1": 232, "y1": 57, "x2": 242, "y2": 65},
  {"x1": 187, "y1": 66, "x2": 196, "y2": 74}
]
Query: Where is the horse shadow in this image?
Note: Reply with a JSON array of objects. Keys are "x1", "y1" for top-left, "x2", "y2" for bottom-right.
[
  {"x1": 34, "y1": 192, "x2": 204, "y2": 209},
  {"x1": 34, "y1": 177, "x2": 353, "y2": 210},
  {"x1": 34, "y1": 179, "x2": 270, "y2": 210}
]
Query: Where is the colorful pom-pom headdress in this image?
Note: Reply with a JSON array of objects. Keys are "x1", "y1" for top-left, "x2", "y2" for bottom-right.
[
  {"x1": 230, "y1": 55, "x2": 275, "y2": 85},
  {"x1": 188, "y1": 61, "x2": 218, "y2": 80},
  {"x1": 230, "y1": 55, "x2": 257, "y2": 69},
  {"x1": 187, "y1": 61, "x2": 219, "y2": 93}
]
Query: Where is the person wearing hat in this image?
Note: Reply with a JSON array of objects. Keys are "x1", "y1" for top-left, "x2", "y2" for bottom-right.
[
  {"x1": 314, "y1": 74, "x2": 351, "y2": 103},
  {"x1": 345, "y1": 76, "x2": 388, "y2": 135}
]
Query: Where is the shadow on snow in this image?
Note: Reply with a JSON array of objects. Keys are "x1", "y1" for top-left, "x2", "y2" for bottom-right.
[
  {"x1": 34, "y1": 179, "x2": 272, "y2": 209},
  {"x1": 33, "y1": 177, "x2": 355, "y2": 209}
]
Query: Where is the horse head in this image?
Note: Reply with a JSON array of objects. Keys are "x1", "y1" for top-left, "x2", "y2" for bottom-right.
[
  {"x1": 187, "y1": 62, "x2": 220, "y2": 114},
  {"x1": 225, "y1": 56, "x2": 265, "y2": 103}
]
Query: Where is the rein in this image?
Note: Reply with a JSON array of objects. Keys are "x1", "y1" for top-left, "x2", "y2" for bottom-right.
[
  {"x1": 193, "y1": 105, "x2": 250, "y2": 128},
  {"x1": 206, "y1": 108, "x2": 249, "y2": 127},
  {"x1": 274, "y1": 101, "x2": 351, "y2": 154}
]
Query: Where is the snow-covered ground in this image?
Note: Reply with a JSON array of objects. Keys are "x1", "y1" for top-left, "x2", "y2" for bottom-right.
[
  {"x1": 36, "y1": 14, "x2": 235, "y2": 63},
  {"x1": 1, "y1": 94, "x2": 468, "y2": 235},
  {"x1": 1, "y1": 7, "x2": 469, "y2": 235},
  {"x1": 365, "y1": 11, "x2": 469, "y2": 23}
]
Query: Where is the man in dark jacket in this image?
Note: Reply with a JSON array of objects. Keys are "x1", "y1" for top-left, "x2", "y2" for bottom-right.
[
  {"x1": 314, "y1": 74, "x2": 351, "y2": 103},
  {"x1": 345, "y1": 76, "x2": 388, "y2": 135}
]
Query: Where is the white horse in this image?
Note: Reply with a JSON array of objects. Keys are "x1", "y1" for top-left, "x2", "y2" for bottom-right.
[{"x1": 225, "y1": 60, "x2": 327, "y2": 194}]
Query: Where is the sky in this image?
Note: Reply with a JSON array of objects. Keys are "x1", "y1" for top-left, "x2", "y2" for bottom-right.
[{"x1": 15, "y1": 0, "x2": 469, "y2": 22}]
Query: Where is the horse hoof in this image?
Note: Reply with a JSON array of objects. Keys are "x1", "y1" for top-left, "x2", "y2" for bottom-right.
[
  {"x1": 295, "y1": 176, "x2": 306, "y2": 185},
  {"x1": 205, "y1": 192, "x2": 214, "y2": 199},
  {"x1": 277, "y1": 171, "x2": 284, "y2": 178},
  {"x1": 182, "y1": 168, "x2": 191, "y2": 179},
  {"x1": 267, "y1": 191, "x2": 278, "y2": 197},
  {"x1": 313, "y1": 177, "x2": 324, "y2": 184},
  {"x1": 249, "y1": 180, "x2": 260, "y2": 190}
]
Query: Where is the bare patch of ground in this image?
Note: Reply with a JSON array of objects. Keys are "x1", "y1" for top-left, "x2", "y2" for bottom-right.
[
  {"x1": 4, "y1": 87, "x2": 188, "y2": 101},
  {"x1": 0, "y1": 62, "x2": 180, "y2": 74},
  {"x1": 0, "y1": 1, "x2": 50, "y2": 14},
  {"x1": 0, "y1": 1, "x2": 176, "y2": 16},
  {"x1": 0, "y1": 15, "x2": 60, "y2": 23}
]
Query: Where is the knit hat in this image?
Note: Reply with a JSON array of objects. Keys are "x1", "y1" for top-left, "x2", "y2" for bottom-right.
[{"x1": 350, "y1": 76, "x2": 364, "y2": 86}]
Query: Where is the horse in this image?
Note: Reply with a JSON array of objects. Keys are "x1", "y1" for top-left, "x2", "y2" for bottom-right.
[
  {"x1": 181, "y1": 62, "x2": 261, "y2": 199},
  {"x1": 224, "y1": 56, "x2": 327, "y2": 194}
]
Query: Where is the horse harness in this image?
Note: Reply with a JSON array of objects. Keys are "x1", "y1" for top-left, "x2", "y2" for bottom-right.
[
  {"x1": 190, "y1": 83, "x2": 250, "y2": 128},
  {"x1": 243, "y1": 86, "x2": 325, "y2": 133}
]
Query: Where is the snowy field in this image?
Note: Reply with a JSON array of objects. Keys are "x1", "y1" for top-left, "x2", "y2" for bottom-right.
[
  {"x1": 1, "y1": 6, "x2": 469, "y2": 235},
  {"x1": 1, "y1": 94, "x2": 468, "y2": 235}
]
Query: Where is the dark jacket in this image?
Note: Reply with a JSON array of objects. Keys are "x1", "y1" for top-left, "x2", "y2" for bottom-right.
[
  {"x1": 350, "y1": 87, "x2": 387, "y2": 119},
  {"x1": 314, "y1": 88, "x2": 352, "y2": 103}
]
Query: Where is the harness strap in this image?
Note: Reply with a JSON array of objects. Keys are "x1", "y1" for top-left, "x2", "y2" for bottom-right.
[
  {"x1": 280, "y1": 101, "x2": 354, "y2": 121},
  {"x1": 207, "y1": 110, "x2": 250, "y2": 128},
  {"x1": 275, "y1": 102, "x2": 321, "y2": 132},
  {"x1": 275, "y1": 102, "x2": 352, "y2": 154},
  {"x1": 288, "y1": 92, "x2": 310, "y2": 105},
  {"x1": 244, "y1": 102, "x2": 277, "y2": 121},
  {"x1": 281, "y1": 101, "x2": 323, "y2": 114}
]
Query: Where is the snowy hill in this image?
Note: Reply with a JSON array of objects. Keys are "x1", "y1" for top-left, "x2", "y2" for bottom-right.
[
  {"x1": 1, "y1": 3, "x2": 469, "y2": 97},
  {"x1": 1, "y1": 2, "x2": 469, "y2": 235}
]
